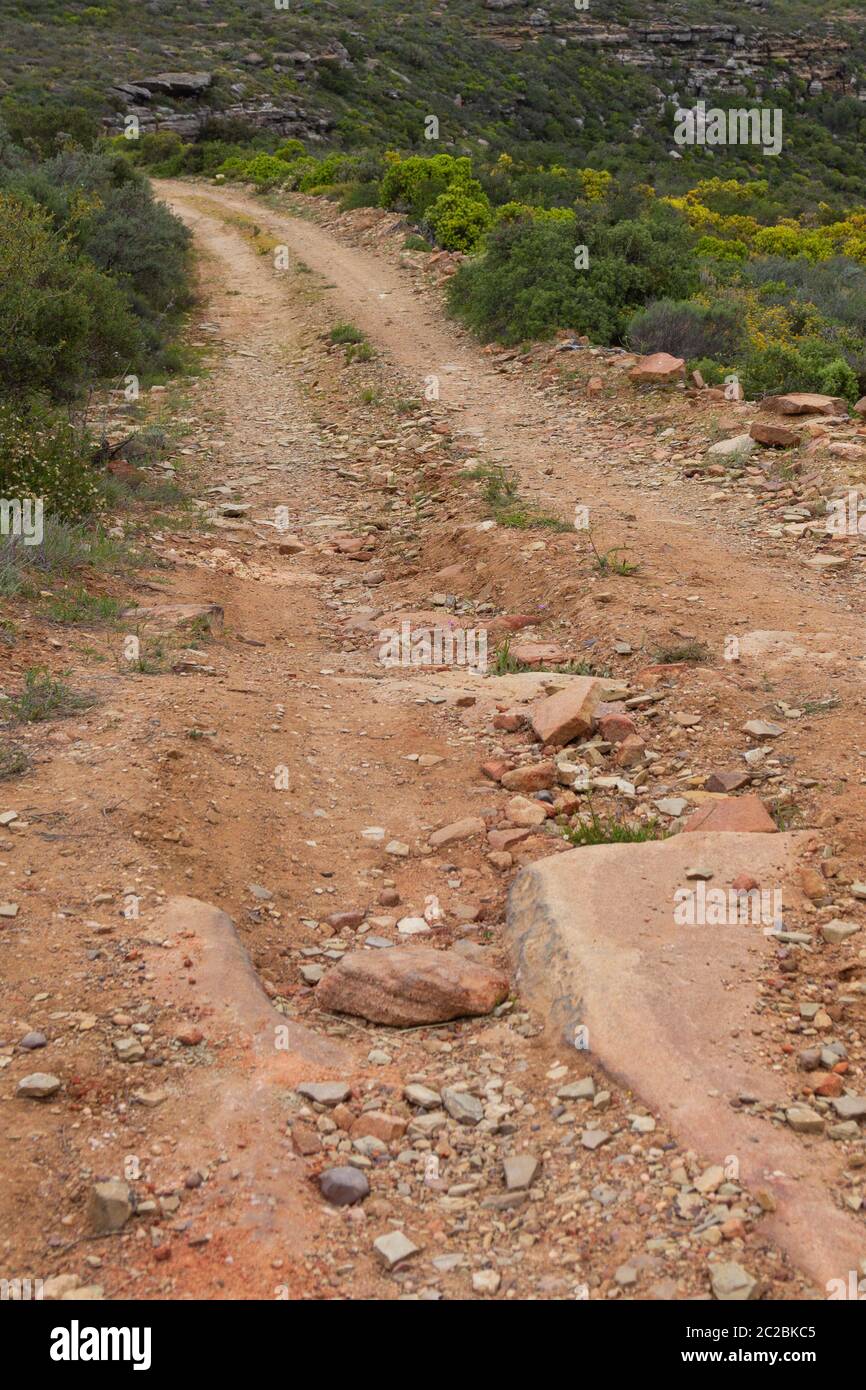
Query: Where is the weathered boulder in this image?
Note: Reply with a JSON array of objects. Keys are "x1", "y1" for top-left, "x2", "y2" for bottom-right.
[
  {"x1": 529, "y1": 678, "x2": 603, "y2": 746},
  {"x1": 759, "y1": 392, "x2": 848, "y2": 418},
  {"x1": 629, "y1": 352, "x2": 686, "y2": 384},
  {"x1": 316, "y1": 947, "x2": 509, "y2": 1026}
]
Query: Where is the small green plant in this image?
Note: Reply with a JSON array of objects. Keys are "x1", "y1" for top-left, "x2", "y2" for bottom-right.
[
  {"x1": 329, "y1": 322, "x2": 366, "y2": 345},
  {"x1": 6, "y1": 667, "x2": 94, "y2": 723},
  {"x1": 653, "y1": 641, "x2": 710, "y2": 664},
  {"x1": 587, "y1": 533, "x2": 640, "y2": 576},
  {"x1": 43, "y1": 588, "x2": 125, "y2": 626},
  {"x1": 0, "y1": 739, "x2": 29, "y2": 780},
  {"x1": 562, "y1": 805, "x2": 666, "y2": 847}
]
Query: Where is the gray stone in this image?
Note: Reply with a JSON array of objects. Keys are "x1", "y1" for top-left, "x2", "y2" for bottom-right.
[
  {"x1": 404, "y1": 1083, "x2": 441, "y2": 1109},
  {"x1": 442, "y1": 1087, "x2": 483, "y2": 1125},
  {"x1": 17, "y1": 1072, "x2": 61, "y2": 1099},
  {"x1": 319, "y1": 1166, "x2": 369, "y2": 1206},
  {"x1": 556, "y1": 1077, "x2": 595, "y2": 1101},
  {"x1": 87, "y1": 1180, "x2": 133, "y2": 1234},
  {"x1": 297, "y1": 1081, "x2": 351, "y2": 1106},
  {"x1": 373, "y1": 1231, "x2": 419, "y2": 1268},
  {"x1": 786, "y1": 1105, "x2": 824, "y2": 1134},
  {"x1": 831, "y1": 1095, "x2": 866, "y2": 1122},
  {"x1": 710, "y1": 1261, "x2": 759, "y2": 1301},
  {"x1": 503, "y1": 1154, "x2": 539, "y2": 1191},
  {"x1": 580, "y1": 1129, "x2": 611, "y2": 1150},
  {"x1": 19, "y1": 1032, "x2": 47, "y2": 1050},
  {"x1": 821, "y1": 919, "x2": 860, "y2": 945}
]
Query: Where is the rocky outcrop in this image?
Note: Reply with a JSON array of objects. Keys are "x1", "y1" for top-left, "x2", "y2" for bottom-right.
[{"x1": 477, "y1": 8, "x2": 861, "y2": 98}]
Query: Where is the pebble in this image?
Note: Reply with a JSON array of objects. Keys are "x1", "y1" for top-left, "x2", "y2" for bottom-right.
[
  {"x1": 373, "y1": 1231, "x2": 419, "y2": 1269},
  {"x1": 442, "y1": 1088, "x2": 483, "y2": 1126}
]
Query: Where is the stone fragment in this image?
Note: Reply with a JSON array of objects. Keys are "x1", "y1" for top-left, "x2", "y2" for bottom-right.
[
  {"x1": 429, "y1": 817, "x2": 485, "y2": 848},
  {"x1": 373, "y1": 1231, "x2": 419, "y2": 1268},
  {"x1": 442, "y1": 1088, "x2": 483, "y2": 1125},
  {"x1": 629, "y1": 352, "x2": 685, "y2": 384},
  {"x1": 296, "y1": 1081, "x2": 351, "y2": 1106},
  {"x1": 710, "y1": 1262, "x2": 760, "y2": 1301},
  {"x1": 17, "y1": 1072, "x2": 61, "y2": 1099},
  {"x1": 682, "y1": 796, "x2": 777, "y2": 834},
  {"x1": 529, "y1": 679, "x2": 604, "y2": 746},
  {"x1": 503, "y1": 1154, "x2": 539, "y2": 1190},
  {"x1": 87, "y1": 1180, "x2": 133, "y2": 1234}
]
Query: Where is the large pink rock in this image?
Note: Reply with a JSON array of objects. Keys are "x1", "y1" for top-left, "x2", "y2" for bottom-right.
[
  {"x1": 759, "y1": 393, "x2": 848, "y2": 418},
  {"x1": 316, "y1": 947, "x2": 509, "y2": 1026},
  {"x1": 529, "y1": 678, "x2": 604, "y2": 746},
  {"x1": 682, "y1": 796, "x2": 777, "y2": 834},
  {"x1": 629, "y1": 353, "x2": 686, "y2": 384}
]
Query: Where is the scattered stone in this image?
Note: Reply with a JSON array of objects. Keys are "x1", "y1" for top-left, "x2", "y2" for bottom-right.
[
  {"x1": 629, "y1": 352, "x2": 685, "y2": 384},
  {"x1": 580, "y1": 1129, "x2": 610, "y2": 1150},
  {"x1": 17, "y1": 1072, "x2": 61, "y2": 1099},
  {"x1": 472, "y1": 1269, "x2": 501, "y2": 1294},
  {"x1": 710, "y1": 1261, "x2": 760, "y2": 1301},
  {"x1": 87, "y1": 1180, "x2": 133, "y2": 1234},
  {"x1": 742, "y1": 720, "x2": 784, "y2": 739},
  {"x1": 707, "y1": 434, "x2": 755, "y2": 459},
  {"x1": 442, "y1": 1088, "x2": 483, "y2": 1125},
  {"x1": 503, "y1": 1154, "x2": 539, "y2": 1190},
  {"x1": 821, "y1": 919, "x2": 860, "y2": 945},
  {"x1": 19, "y1": 1032, "x2": 47, "y2": 1050},
  {"x1": 320, "y1": 1167, "x2": 369, "y2": 1206},
  {"x1": 760, "y1": 393, "x2": 848, "y2": 418},
  {"x1": 786, "y1": 1105, "x2": 824, "y2": 1134},
  {"x1": 529, "y1": 678, "x2": 604, "y2": 747},
  {"x1": 297, "y1": 1081, "x2": 351, "y2": 1106},
  {"x1": 373, "y1": 1231, "x2": 419, "y2": 1269},
  {"x1": 428, "y1": 817, "x2": 485, "y2": 848}
]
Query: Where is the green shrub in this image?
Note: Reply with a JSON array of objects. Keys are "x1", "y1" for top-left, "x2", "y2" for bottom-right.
[
  {"x1": 448, "y1": 208, "x2": 698, "y2": 345},
  {"x1": 740, "y1": 339, "x2": 858, "y2": 403},
  {"x1": 0, "y1": 192, "x2": 140, "y2": 398},
  {"x1": 424, "y1": 183, "x2": 492, "y2": 252},
  {"x1": 380, "y1": 153, "x2": 470, "y2": 220},
  {"x1": 276, "y1": 140, "x2": 306, "y2": 162},
  {"x1": 244, "y1": 153, "x2": 290, "y2": 189},
  {"x1": 628, "y1": 298, "x2": 743, "y2": 361},
  {"x1": 0, "y1": 401, "x2": 102, "y2": 521}
]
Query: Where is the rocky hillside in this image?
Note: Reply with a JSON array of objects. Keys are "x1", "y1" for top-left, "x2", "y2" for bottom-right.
[{"x1": 4, "y1": 0, "x2": 866, "y2": 190}]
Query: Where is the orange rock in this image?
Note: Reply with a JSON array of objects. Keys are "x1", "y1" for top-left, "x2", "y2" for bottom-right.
[
  {"x1": 629, "y1": 352, "x2": 686, "y2": 384},
  {"x1": 682, "y1": 796, "x2": 777, "y2": 834},
  {"x1": 316, "y1": 947, "x2": 509, "y2": 1027},
  {"x1": 749, "y1": 421, "x2": 802, "y2": 448},
  {"x1": 529, "y1": 678, "x2": 604, "y2": 746},
  {"x1": 760, "y1": 392, "x2": 848, "y2": 417}
]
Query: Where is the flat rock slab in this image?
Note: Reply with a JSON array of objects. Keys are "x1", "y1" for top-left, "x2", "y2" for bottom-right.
[
  {"x1": 120, "y1": 601, "x2": 224, "y2": 633},
  {"x1": 506, "y1": 830, "x2": 865, "y2": 1290}
]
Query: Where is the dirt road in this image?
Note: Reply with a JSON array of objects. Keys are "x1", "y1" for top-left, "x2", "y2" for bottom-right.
[{"x1": 2, "y1": 179, "x2": 864, "y2": 1303}]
